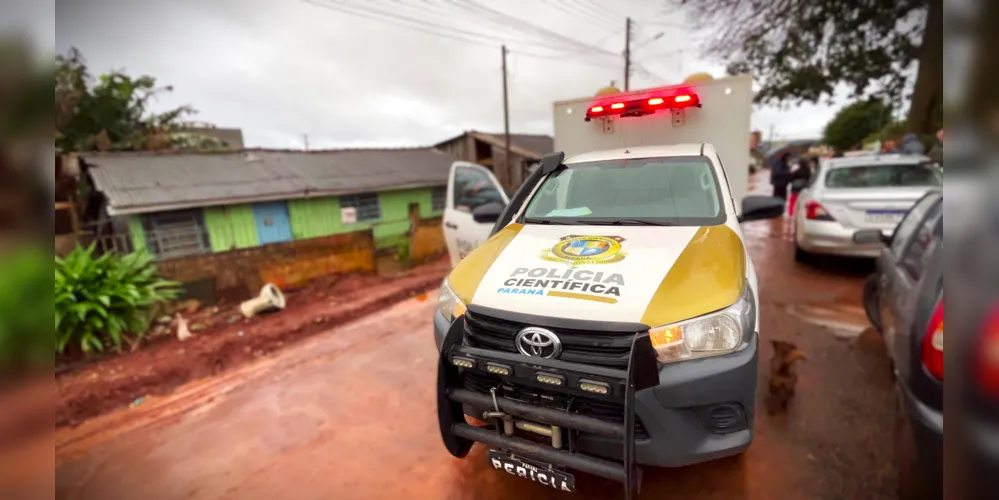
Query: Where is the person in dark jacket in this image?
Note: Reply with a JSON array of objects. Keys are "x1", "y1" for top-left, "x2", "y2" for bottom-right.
[
  {"x1": 787, "y1": 157, "x2": 813, "y2": 218},
  {"x1": 901, "y1": 132, "x2": 926, "y2": 155},
  {"x1": 771, "y1": 153, "x2": 792, "y2": 200}
]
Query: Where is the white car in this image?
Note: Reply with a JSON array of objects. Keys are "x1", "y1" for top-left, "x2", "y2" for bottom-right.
[{"x1": 793, "y1": 154, "x2": 942, "y2": 261}]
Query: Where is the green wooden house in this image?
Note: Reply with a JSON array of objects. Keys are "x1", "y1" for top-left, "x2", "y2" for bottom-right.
[{"x1": 84, "y1": 148, "x2": 452, "y2": 260}]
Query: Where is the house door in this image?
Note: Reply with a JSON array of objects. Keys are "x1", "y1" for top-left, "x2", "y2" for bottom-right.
[{"x1": 252, "y1": 201, "x2": 293, "y2": 245}]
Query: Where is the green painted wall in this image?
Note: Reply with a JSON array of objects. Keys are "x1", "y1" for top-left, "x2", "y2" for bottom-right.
[
  {"x1": 126, "y1": 186, "x2": 445, "y2": 256},
  {"x1": 287, "y1": 186, "x2": 444, "y2": 250},
  {"x1": 127, "y1": 216, "x2": 147, "y2": 253},
  {"x1": 203, "y1": 205, "x2": 259, "y2": 252},
  {"x1": 288, "y1": 197, "x2": 340, "y2": 240}
]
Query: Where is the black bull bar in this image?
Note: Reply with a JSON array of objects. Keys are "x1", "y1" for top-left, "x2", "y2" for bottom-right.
[{"x1": 436, "y1": 315, "x2": 660, "y2": 500}]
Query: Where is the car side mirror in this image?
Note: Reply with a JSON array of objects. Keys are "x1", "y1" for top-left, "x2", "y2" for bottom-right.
[
  {"x1": 472, "y1": 201, "x2": 506, "y2": 224},
  {"x1": 738, "y1": 195, "x2": 785, "y2": 223},
  {"x1": 852, "y1": 229, "x2": 889, "y2": 246}
]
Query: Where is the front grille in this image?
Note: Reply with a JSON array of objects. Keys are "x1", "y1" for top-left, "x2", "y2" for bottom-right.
[
  {"x1": 462, "y1": 372, "x2": 649, "y2": 440},
  {"x1": 464, "y1": 310, "x2": 638, "y2": 367}
]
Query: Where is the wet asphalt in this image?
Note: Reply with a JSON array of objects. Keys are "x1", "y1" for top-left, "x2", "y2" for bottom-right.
[{"x1": 55, "y1": 174, "x2": 896, "y2": 500}]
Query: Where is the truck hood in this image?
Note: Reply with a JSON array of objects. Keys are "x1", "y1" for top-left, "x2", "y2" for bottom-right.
[{"x1": 447, "y1": 222, "x2": 746, "y2": 327}]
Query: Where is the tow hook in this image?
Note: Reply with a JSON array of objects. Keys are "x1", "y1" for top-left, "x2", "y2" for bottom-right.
[{"x1": 483, "y1": 387, "x2": 563, "y2": 448}]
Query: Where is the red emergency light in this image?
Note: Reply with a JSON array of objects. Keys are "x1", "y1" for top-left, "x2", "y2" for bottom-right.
[{"x1": 586, "y1": 92, "x2": 700, "y2": 121}]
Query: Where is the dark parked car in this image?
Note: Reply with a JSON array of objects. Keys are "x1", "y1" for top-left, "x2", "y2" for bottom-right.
[{"x1": 855, "y1": 189, "x2": 942, "y2": 499}]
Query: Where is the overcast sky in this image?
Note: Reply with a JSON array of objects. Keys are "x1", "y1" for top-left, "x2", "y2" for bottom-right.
[{"x1": 41, "y1": 0, "x2": 844, "y2": 149}]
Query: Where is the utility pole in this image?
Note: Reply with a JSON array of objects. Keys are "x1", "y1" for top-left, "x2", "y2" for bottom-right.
[
  {"x1": 624, "y1": 17, "x2": 632, "y2": 91},
  {"x1": 303, "y1": 133, "x2": 309, "y2": 151},
  {"x1": 501, "y1": 45, "x2": 511, "y2": 183}
]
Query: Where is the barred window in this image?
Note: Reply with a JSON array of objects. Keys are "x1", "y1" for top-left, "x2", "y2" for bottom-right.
[
  {"x1": 341, "y1": 193, "x2": 381, "y2": 222},
  {"x1": 431, "y1": 186, "x2": 446, "y2": 212},
  {"x1": 140, "y1": 209, "x2": 212, "y2": 259}
]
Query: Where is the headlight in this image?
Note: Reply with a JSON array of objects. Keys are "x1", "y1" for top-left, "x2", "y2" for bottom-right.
[
  {"x1": 648, "y1": 285, "x2": 755, "y2": 364},
  {"x1": 437, "y1": 279, "x2": 467, "y2": 322}
]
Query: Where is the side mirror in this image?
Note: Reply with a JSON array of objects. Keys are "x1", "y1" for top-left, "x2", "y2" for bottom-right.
[
  {"x1": 852, "y1": 229, "x2": 889, "y2": 246},
  {"x1": 738, "y1": 196, "x2": 785, "y2": 223},
  {"x1": 472, "y1": 201, "x2": 505, "y2": 224}
]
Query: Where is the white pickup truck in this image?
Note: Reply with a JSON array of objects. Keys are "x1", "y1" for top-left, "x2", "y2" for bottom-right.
[
  {"x1": 433, "y1": 75, "x2": 785, "y2": 498},
  {"x1": 442, "y1": 74, "x2": 755, "y2": 267}
]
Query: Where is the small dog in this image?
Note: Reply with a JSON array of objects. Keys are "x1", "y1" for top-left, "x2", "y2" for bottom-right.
[{"x1": 767, "y1": 340, "x2": 806, "y2": 414}]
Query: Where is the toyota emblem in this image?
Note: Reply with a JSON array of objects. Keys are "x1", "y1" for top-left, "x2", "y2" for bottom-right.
[{"x1": 515, "y1": 327, "x2": 562, "y2": 358}]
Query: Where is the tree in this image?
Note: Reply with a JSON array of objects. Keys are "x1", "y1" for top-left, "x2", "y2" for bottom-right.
[
  {"x1": 822, "y1": 99, "x2": 892, "y2": 151},
  {"x1": 55, "y1": 48, "x2": 227, "y2": 153},
  {"x1": 672, "y1": 0, "x2": 942, "y2": 136}
]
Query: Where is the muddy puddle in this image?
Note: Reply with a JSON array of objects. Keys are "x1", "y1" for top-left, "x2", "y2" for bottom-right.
[{"x1": 778, "y1": 301, "x2": 871, "y2": 340}]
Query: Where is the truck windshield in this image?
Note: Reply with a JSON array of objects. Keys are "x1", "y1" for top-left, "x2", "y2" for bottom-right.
[{"x1": 522, "y1": 156, "x2": 726, "y2": 226}]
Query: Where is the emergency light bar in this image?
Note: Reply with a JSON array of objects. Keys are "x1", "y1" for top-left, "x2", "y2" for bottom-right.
[{"x1": 585, "y1": 92, "x2": 700, "y2": 121}]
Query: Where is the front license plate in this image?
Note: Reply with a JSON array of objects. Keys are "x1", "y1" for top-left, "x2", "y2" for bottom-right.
[
  {"x1": 488, "y1": 449, "x2": 575, "y2": 492},
  {"x1": 865, "y1": 210, "x2": 905, "y2": 224}
]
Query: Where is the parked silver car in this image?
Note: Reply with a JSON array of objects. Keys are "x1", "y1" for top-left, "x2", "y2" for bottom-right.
[{"x1": 792, "y1": 154, "x2": 942, "y2": 261}]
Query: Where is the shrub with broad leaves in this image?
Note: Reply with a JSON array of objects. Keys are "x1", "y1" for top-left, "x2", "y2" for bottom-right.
[{"x1": 55, "y1": 245, "x2": 180, "y2": 355}]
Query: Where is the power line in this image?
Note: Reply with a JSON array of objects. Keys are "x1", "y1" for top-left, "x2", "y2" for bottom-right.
[
  {"x1": 636, "y1": 20, "x2": 690, "y2": 29},
  {"x1": 433, "y1": 0, "x2": 591, "y2": 53},
  {"x1": 632, "y1": 31, "x2": 665, "y2": 52},
  {"x1": 456, "y1": 0, "x2": 620, "y2": 62},
  {"x1": 305, "y1": 0, "x2": 572, "y2": 51},
  {"x1": 509, "y1": 26, "x2": 622, "y2": 61},
  {"x1": 389, "y1": 0, "x2": 533, "y2": 41},
  {"x1": 301, "y1": 0, "x2": 620, "y2": 70},
  {"x1": 580, "y1": 0, "x2": 624, "y2": 20},
  {"x1": 439, "y1": 0, "x2": 618, "y2": 66},
  {"x1": 633, "y1": 63, "x2": 667, "y2": 84},
  {"x1": 303, "y1": 0, "x2": 501, "y2": 49},
  {"x1": 641, "y1": 47, "x2": 687, "y2": 59},
  {"x1": 544, "y1": 0, "x2": 620, "y2": 31}
]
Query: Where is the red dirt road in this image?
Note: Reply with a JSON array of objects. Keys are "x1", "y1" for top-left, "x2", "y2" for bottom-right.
[
  {"x1": 55, "y1": 216, "x2": 896, "y2": 500},
  {"x1": 55, "y1": 258, "x2": 451, "y2": 428}
]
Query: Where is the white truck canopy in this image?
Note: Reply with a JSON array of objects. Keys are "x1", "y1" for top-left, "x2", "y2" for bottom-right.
[{"x1": 552, "y1": 74, "x2": 753, "y2": 211}]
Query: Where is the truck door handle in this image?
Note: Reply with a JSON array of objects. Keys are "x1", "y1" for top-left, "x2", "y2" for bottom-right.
[{"x1": 445, "y1": 222, "x2": 459, "y2": 230}]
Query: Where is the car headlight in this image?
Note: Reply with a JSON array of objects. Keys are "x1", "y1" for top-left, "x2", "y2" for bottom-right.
[
  {"x1": 438, "y1": 279, "x2": 467, "y2": 322},
  {"x1": 648, "y1": 285, "x2": 756, "y2": 364}
]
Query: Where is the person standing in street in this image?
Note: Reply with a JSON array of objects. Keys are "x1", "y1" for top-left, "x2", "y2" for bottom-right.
[
  {"x1": 901, "y1": 132, "x2": 926, "y2": 155},
  {"x1": 787, "y1": 157, "x2": 813, "y2": 218},
  {"x1": 771, "y1": 152, "x2": 792, "y2": 200},
  {"x1": 928, "y1": 129, "x2": 943, "y2": 163}
]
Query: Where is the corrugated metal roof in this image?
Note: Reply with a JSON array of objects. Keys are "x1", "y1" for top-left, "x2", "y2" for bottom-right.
[
  {"x1": 480, "y1": 133, "x2": 554, "y2": 157},
  {"x1": 433, "y1": 131, "x2": 554, "y2": 159},
  {"x1": 85, "y1": 148, "x2": 453, "y2": 215}
]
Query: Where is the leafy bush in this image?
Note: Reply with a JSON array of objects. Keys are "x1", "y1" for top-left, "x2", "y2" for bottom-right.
[
  {"x1": 0, "y1": 245, "x2": 52, "y2": 369},
  {"x1": 55, "y1": 245, "x2": 179, "y2": 355}
]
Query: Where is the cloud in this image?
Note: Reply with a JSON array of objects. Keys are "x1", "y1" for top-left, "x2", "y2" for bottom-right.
[{"x1": 54, "y1": 0, "x2": 845, "y2": 147}]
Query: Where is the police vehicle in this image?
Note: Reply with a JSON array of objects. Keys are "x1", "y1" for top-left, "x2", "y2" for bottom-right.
[{"x1": 434, "y1": 74, "x2": 785, "y2": 498}]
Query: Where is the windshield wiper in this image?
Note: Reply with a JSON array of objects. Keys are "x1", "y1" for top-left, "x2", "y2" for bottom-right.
[
  {"x1": 523, "y1": 217, "x2": 570, "y2": 225},
  {"x1": 589, "y1": 219, "x2": 674, "y2": 226}
]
